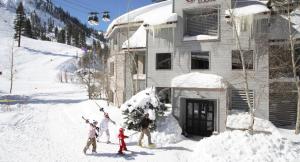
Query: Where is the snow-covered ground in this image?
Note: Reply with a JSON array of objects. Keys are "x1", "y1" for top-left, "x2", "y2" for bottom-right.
[{"x1": 1, "y1": 4, "x2": 300, "y2": 162}]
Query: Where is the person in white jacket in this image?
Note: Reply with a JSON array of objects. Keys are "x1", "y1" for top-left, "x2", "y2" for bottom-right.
[{"x1": 98, "y1": 112, "x2": 115, "y2": 143}]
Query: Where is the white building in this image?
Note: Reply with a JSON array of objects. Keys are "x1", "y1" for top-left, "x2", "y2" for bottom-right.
[{"x1": 106, "y1": 0, "x2": 300, "y2": 136}]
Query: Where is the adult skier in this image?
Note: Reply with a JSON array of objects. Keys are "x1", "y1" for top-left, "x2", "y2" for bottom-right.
[
  {"x1": 98, "y1": 112, "x2": 116, "y2": 143},
  {"x1": 83, "y1": 118, "x2": 98, "y2": 154},
  {"x1": 138, "y1": 113, "x2": 154, "y2": 147}
]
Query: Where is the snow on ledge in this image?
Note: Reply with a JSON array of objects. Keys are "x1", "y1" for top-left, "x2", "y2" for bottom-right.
[
  {"x1": 171, "y1": 72, "x2": 227, "y2": 89},
  {"x1": 122, "y1": 25, "x2": 146, "y2": 49},
  {"x1": 225, "y1": 4, "x2": 270, "y2": 17},
  {"x1": 183, "y1": 35, "x2": 219, "y2": 41},
  {"x1": 106, "y1": 0, "x2": 173, "y2": 35}
]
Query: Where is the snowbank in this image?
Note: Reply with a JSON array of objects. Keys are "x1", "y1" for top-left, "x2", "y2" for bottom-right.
[
  {"x1": 120, "y1": 88, "x2": 184, "y2": 146},
  {"x1": 122, "y1": 25, "x2": 146, "y2": 49},
  {"x1": 128, "y1": 110, "x2": 184, "y2": 147},
  {"x1": 190, "y1": 130, "x2": 300, "y2": 162},
  {"x1": 171, "y1": 72, "x2": 227, "y2": 89},
  {"x1": 189, "y1": 112, "x2": 300, "y2": 162},
  {"x1": 150, "y1": 111, "x2": 184, "y2": 146},
  {"x1": 226, "y1": 111, "x2": 279, "y2": 134}
]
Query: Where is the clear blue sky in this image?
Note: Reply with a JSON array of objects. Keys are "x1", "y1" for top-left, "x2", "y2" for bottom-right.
[{"x1": 51, "y1": 0, "x2": 154, "y2": 31}]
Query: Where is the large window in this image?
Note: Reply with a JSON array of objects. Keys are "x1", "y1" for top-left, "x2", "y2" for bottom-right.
[
  {"x1": 191, "y1": 51, "x2": 210, "y2": 69},
  {"x1": 232, "y1": 50, "x2": 254, "y2": 70},
  {"x1": 184, "y1": 7, "x2": 219, "y2": 37},
  {"x1": 156, "y1": 53, "x2": 171, "y2": 70}
]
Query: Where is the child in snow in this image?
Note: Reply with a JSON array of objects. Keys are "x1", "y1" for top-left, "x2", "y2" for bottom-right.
[
  {"x1": 118, "y1": 128, "x2": 128, "y2": 154},
  {"x1": 98, "y1": 112, "x2": 116, "y2": 143},
  {"x1": 83, "y1": 119, "x2": 98, "y2": 154}
]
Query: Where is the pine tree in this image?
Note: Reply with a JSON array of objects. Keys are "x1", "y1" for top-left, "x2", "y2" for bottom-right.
[
  {"x1": 58, "y1": 29, "x2": 66, "y2": 43},
  {"x1": 66, "y1": 24, "x2": 72, "y2": 45},
  {"x1": 54, "y1": 27, "x2": 58, "y2": 38},
  {"x1": 122, "y1": 101, "x2": 166, "y2": 131},
  {"x1": 23, "y1": 18, "x2": 33, "y2": 38},
  {"x1": 14, "y1": 2, "x2": 26, "y2": 47}
]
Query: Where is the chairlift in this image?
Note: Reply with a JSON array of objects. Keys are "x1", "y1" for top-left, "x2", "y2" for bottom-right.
[
  {"x1": 102, "y1": 11, "x2": 110, "y2": 22},
  {"x1": 88, "y1": 12, "x2": 99, "y2": 25}
]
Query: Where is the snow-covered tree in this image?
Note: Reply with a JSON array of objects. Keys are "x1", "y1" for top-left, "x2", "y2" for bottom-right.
[{"x1": 121, "y1": 88, "x2": 167, "y2": 131}]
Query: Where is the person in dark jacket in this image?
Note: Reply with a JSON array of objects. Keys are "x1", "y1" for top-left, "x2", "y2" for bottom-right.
[{"x1": 138, "y1": 113, "x2": 153, "y2": 146}]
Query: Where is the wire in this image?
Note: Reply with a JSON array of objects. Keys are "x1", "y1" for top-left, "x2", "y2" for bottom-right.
[{"x1": 63, "y1": 0, "x2": 95, "y2": 12}]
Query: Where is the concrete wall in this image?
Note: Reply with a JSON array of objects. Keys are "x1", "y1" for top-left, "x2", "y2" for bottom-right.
[{"x1": 107, "y1": 26, "x2": 140, "y2": 106}]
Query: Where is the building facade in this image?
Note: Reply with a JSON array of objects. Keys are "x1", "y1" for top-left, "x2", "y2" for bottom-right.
[{"x1": 106, "y1": 0, "x2": 299, "y2": 136}]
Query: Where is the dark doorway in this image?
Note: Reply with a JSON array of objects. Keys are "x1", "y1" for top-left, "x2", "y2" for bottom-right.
[{"x1": 186, "y1": 99, "x2": 215, "y2": 137}]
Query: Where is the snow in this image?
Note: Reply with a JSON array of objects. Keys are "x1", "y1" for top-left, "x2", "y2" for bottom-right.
[
  {"x1": 190, "y1": 130, "x2": 300, "y2": 162},
  {"x1": 0, "y1": 2, "x2": 300, "y2": 161},
  {"x1": 189, "y1": 112, "x2": 300, "y2": 162},
  {"x1": 106, "y1": 0, "x2": 176, "y2": 35},
  {"x1": 226, "y1": 111, "x2": 279, "y2": 133},
  {"x1": 183, "y1": 35, "x2": 219, "y2": 41},
  {"x1": 171, "y1": 72, "x2": 227, "y2": 89},
  {"x1": 120, "y1": 88, "x2": 159, "y2": 117},
  {"x1": 122, "y1": 25, "x2": 146, "y2": 49},
  {"x1": 226, "y1": 3, "x2": 270, "y2": 17}
]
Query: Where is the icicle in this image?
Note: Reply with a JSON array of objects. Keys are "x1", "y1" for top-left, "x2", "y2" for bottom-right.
[{"x1": 152, "y1": 26, "x2": 155, "y2": 43}]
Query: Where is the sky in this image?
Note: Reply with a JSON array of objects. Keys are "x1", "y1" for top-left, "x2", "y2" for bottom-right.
[{"x1": 51, "y1": 0, "x2": 154, "y2": 32}]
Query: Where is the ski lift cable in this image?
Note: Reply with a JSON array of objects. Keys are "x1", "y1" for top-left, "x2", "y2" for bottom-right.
[
  {"x1": 52, "y1": 0, "x2": 89, "y2": 14},
  {"x1": 64, "y1": 0, "x2": 94, "y2": 11}
]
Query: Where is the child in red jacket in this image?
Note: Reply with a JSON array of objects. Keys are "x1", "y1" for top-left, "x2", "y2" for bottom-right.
[{"x1": 118, "y1": 128, "x2": 128, "y2": 154}]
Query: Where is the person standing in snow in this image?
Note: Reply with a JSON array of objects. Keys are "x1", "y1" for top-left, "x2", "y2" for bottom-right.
[
  {"x1": 97, "y1": 112, "x2": 116, "y2": 144},
  {"x1": 118, "y1": 128, "x2": 128, "y2": 154},
  {"x1": 138, "y1": 113, "x2": 154, "y2": 146},
  {"x1": 83, "y1": 119, "x2": 98, "y2": 154}
]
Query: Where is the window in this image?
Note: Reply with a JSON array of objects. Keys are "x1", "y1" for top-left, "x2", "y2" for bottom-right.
[
  {"x1": 231, "y1": 90, "x2": 254, "y2": 111},
  {"x1": 255, "y1": 18, "x2": 269, "y2": 34},
  {"x1": 191, "y1": 51, "x2": 210, "y2": 69},
  {"x1": 184, "y1": 7, "x2": 219, "y2": 37},
  {"x1": 232, "y1": 50, "x2": 254, "y2": 70},
  {"x1": 156, "y1": 53, "x2": 171, "y2": 70},
  {"x1": 109, "y1": 62, "x2": 114, "y2": 76},
  {"x1": 156, "y1": 87, "x2": 171, "y2": 104},
  {"x1": 133, "y1": 55, "x2": 145, "y2": 74}
]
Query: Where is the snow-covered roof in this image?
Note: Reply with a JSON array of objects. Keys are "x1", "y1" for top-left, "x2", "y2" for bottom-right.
[
  {"x1": 226, "y1": 0, "x2": 270, "y2": 17},
  {"x1": 291, "y1": 9, "x2": 300, "y2": 38},
  {"x1": 171, "y1": 72, "x2": 227, "y2": 89},
  {"x1": 106, "y1": 0, "x2": 176, "y2": 36},
  {"x1": 122, "y1": 25, "x2": 146, "y2": 49}
]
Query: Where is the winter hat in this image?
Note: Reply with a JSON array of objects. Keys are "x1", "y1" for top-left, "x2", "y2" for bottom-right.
[
  {"x1": 93, "y1": 120, "x2": 98, "y2": 125},
  {"x1": 104, "y1": 113, "x2": 109, "y2": 118},
  {"x1": 119, "y1": 128, "x2": 124, "y2": 132}
]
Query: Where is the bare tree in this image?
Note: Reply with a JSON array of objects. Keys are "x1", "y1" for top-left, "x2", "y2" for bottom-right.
[
  {"x1": 9, "y1": 41, "x2": 15, "y2": 94},
  {"x1": 287, "y1": 4, "x2": 300, "y2": 134},
  {"x1": 226, "y1": 1, "x2": 256, "y2": 133}
]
